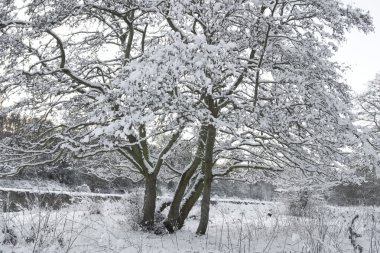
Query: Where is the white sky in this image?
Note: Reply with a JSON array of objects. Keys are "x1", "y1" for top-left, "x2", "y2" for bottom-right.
[{"x1": 336, "y1": 0, "x2": 380, "y2": 94}]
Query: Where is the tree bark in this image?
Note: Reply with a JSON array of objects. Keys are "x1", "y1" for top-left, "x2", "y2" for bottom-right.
[
  {"x1": 163, "y1": 173, "x2": 190, "y2": 232},
  {"x1": 141, "y1": 174, "x2": 157, "y2": 230},
  {"x1": 196, "y1": 175, "x2": 212, "y2": 235},
  {"x1": 177, "y1": 175, "x2": 204, "y2": 229},
  {"x1": 196, "y1": 125, "x2": 216, "y2": 235},
  {"x1": 164, "y1": 126, "x2": 207, "y2": 233}
]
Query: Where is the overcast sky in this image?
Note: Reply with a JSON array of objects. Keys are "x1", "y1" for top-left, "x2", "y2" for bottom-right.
[{"x1": 336, "y1": 0, "x2": 380, "y2": 94}]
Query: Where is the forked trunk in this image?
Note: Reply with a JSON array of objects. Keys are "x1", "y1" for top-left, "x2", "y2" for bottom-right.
[
  {"x1": 164, "y1": 170, "x2": 202, "y2": 232},
  {"x1": 177, "y1": 176, "x2": 204, "y2": 229},
  {"x1": 164, "y1": 126, "x2": 207, "y2": 232},
  {"x1": 163, "y1": 173, "x2": 190, "y2": 232}
]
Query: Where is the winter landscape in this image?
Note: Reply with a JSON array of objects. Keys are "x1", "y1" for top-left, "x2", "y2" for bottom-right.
[{"x1": 0, "y1": 0, "x2": 380, "y2": 252}]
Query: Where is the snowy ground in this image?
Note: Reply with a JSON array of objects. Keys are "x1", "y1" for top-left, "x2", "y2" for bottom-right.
[{"x1": 0, "y1": 192, "x2": 379, "y2": 253}]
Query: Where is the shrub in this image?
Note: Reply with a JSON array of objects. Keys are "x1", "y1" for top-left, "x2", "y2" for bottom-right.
[{"x1": 288, "y1": 190, "x2": 314, "y2": 217}]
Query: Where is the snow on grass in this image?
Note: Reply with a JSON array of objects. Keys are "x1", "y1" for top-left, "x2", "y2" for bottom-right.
[{"x1": 0, "y1": 193, "x2": 380, "y2": 253}]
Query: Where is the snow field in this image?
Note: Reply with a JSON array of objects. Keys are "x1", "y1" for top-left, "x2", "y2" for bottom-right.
[{"x1": 0, "y1": 193, "x2": 379, "y2": 253}]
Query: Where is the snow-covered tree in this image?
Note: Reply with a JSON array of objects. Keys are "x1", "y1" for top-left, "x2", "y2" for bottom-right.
[
  {"x1": 0, "y1": 0, "x2": 374, "y2": 234},
  {"x1": 0, "y1": 0, "x2": 188, "y2": 229},
  {"x1": 158, "y1": 0, "x2": 373, "y2": 234},
  {"x1": 356, "y1": 73, "x2": 380, "y2": 178}
]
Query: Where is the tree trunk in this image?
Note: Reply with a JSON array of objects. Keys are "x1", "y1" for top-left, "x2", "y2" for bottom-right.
[
  {"x1": 177, "y1": 176, "x2": 204, "y2": 229},
  {"x1": 164, "y1": 126, "x2": 207, "y2": 233},
  {"x1": 164, "y1": 169, "x2": 201, "y2": 232},
  {"x1": 196, "y1": 175, "x2": 212, "y2": 235},
  {"x1": 196, "y1": 125, "x2": 216, "y2": 235},
  {"x1": 141, "y1": 174, "x2": 157, "y2": 230},
  {"x1": 163, "y1": 173, "x2": 190, "y2": 233}
]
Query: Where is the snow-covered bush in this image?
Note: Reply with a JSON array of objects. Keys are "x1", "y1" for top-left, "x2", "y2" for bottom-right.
[
  {"x1": 114, "y1": 189, "x2": 144, "y2": 232},
  {"x1": 75, "y1": 184, "x2": 91, "y2": 193},
  {"x1": 287, "y1": 190, "x2": 320, "y2": 217}
]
